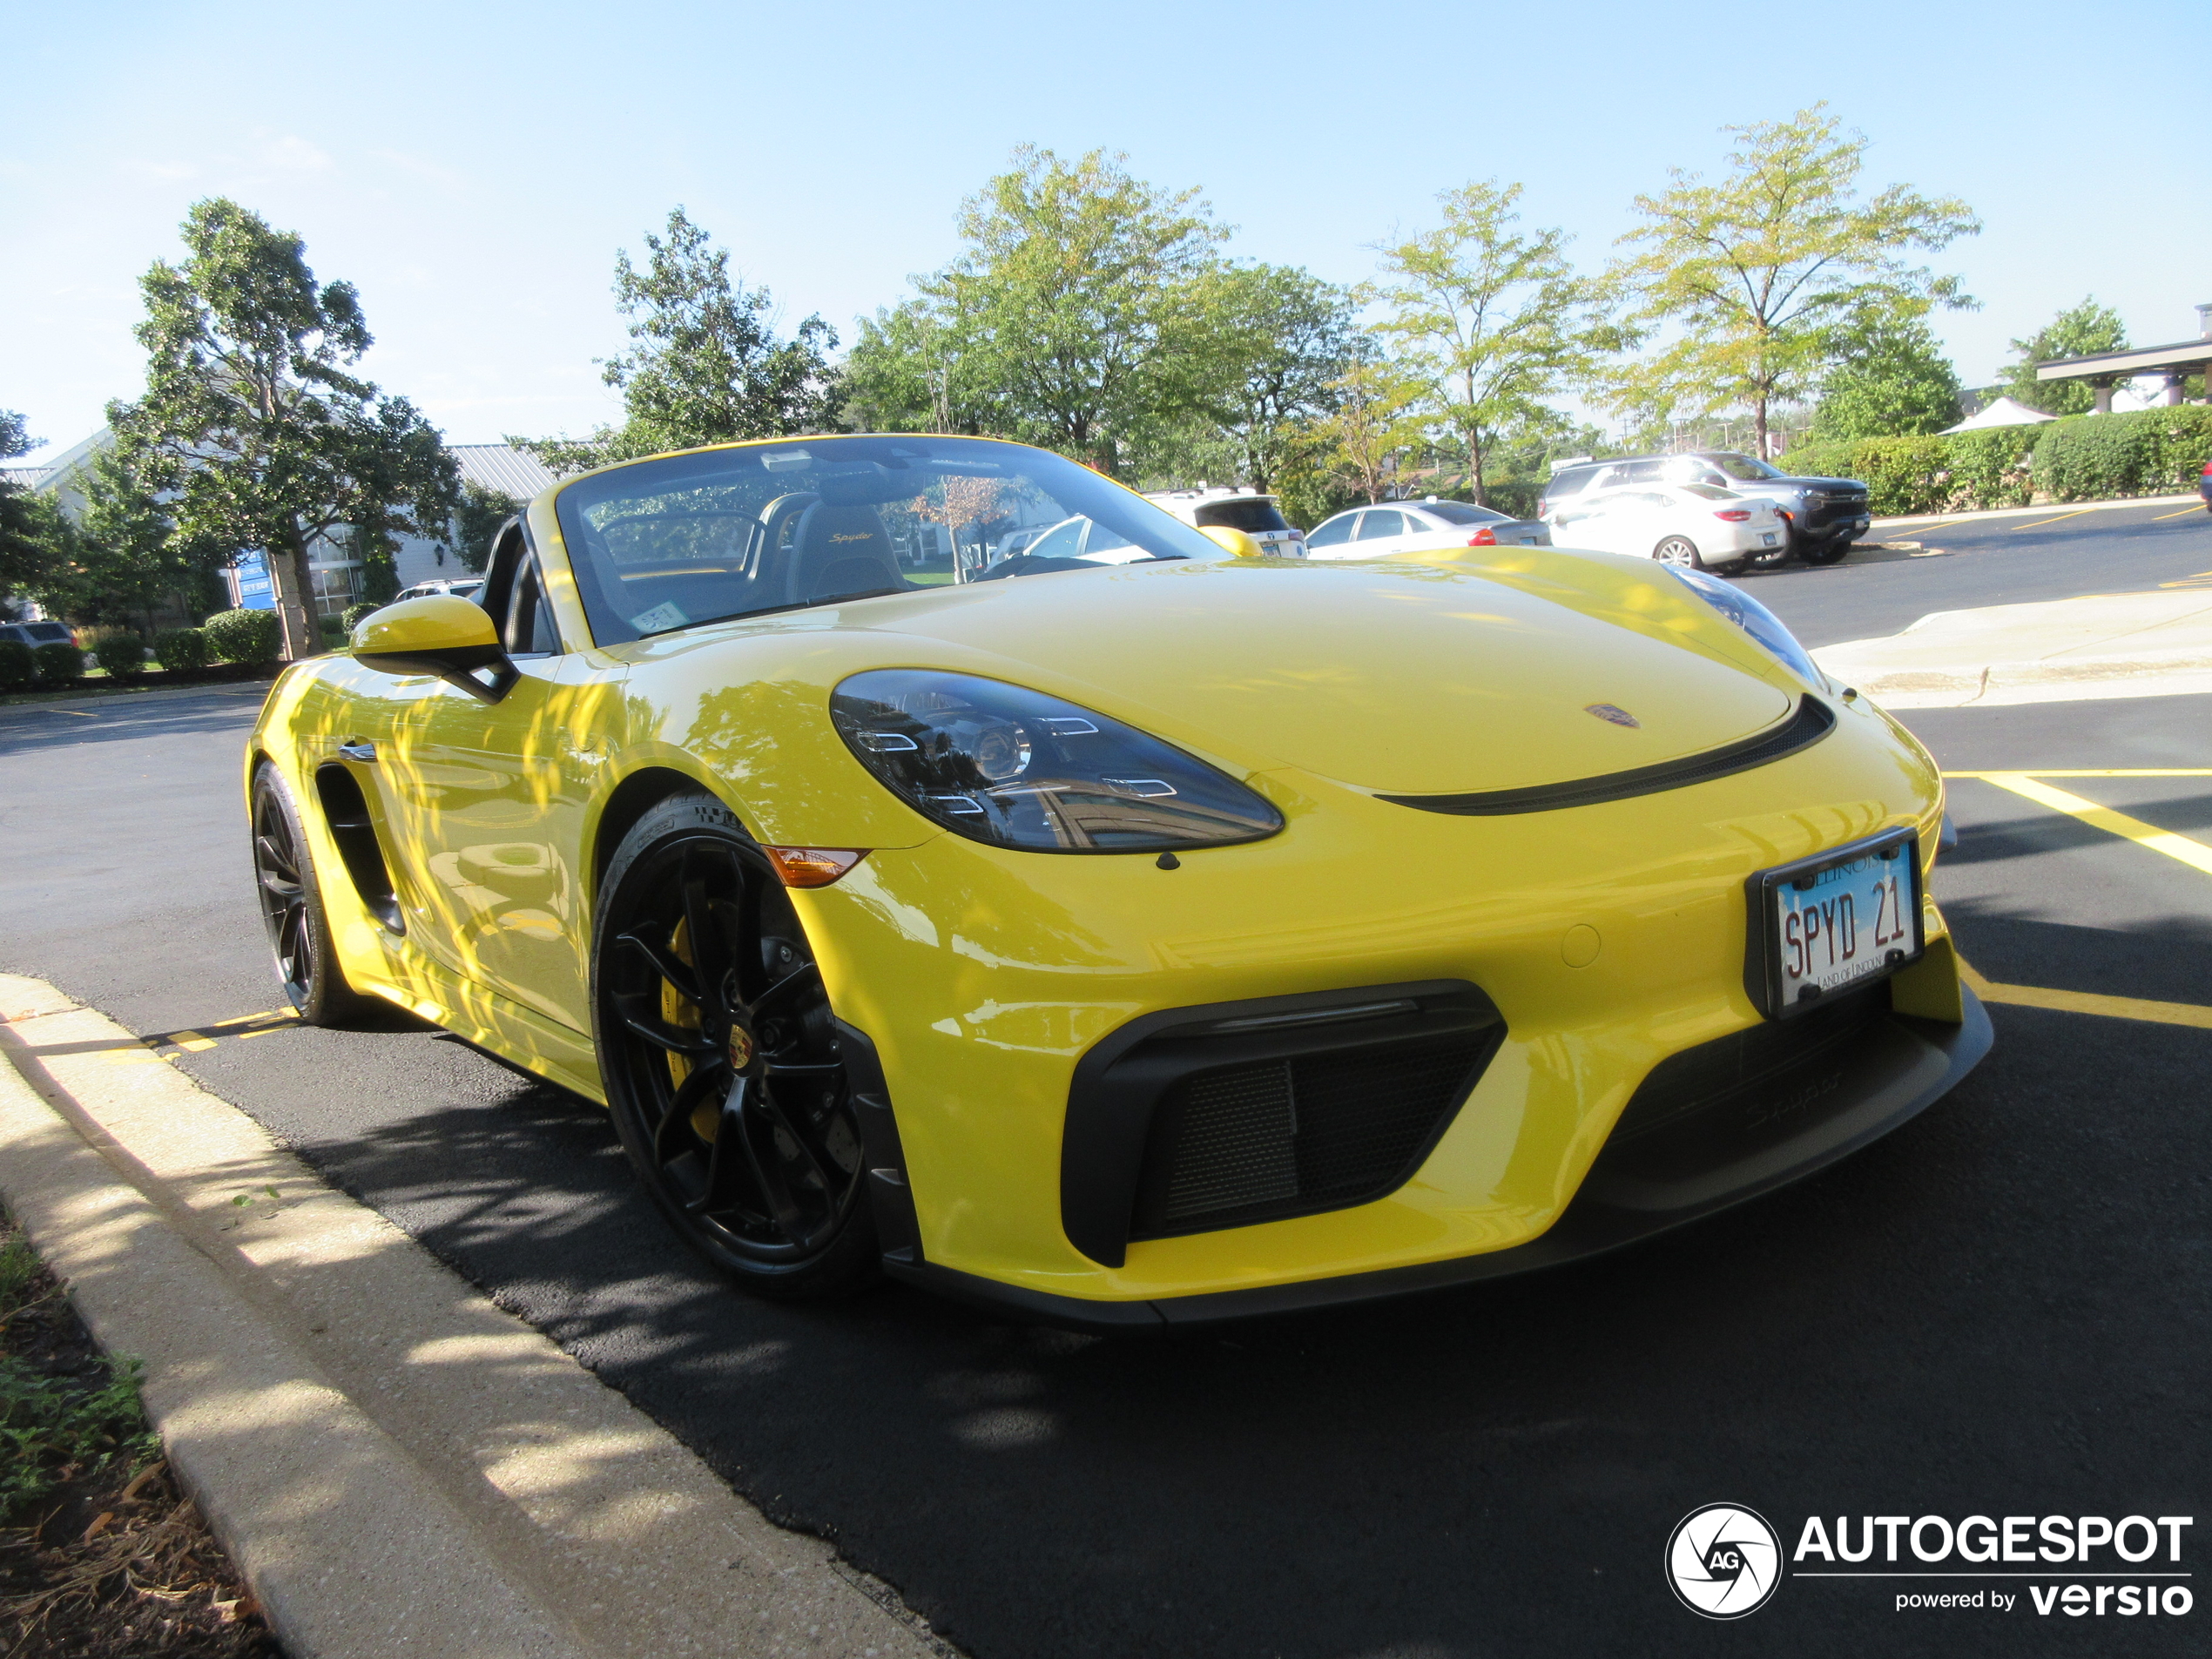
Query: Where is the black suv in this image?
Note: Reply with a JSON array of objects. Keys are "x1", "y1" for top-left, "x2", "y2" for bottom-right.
[{"x1": 1541, "y1": 453, "x2": 1871, "y2": 564}]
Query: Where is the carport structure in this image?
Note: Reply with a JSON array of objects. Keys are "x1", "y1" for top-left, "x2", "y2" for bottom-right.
[{"x1": 2036, "y1": 303, "x2": 2212, "y2": 412}]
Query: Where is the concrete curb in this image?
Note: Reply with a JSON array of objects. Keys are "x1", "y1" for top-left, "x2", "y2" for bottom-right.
[
  {"x1": 0, "y1": 974, "x2": 947, "y2": 1659},
  {"x1": 1870, "y1": 493, "x2": 2202, "y2": 531},
  {"x1": 0, "y1": 679, "x2": 277, "y2": 718},
  {"x1": 1813, "y1": 590, "x2": 2212, "y2": 709}
]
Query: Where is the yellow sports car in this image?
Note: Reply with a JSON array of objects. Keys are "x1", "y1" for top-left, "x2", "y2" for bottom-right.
[{"x1": 246, "y1": 435, "x2": 1988, "y2": 1326}]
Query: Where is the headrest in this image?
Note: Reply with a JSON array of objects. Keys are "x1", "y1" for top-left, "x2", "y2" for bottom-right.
[{"x1": 788, "y1": 501, "x2": 902, "y2": 604}]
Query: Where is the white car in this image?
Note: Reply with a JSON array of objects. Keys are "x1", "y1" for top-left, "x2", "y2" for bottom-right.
[
  {"x1": 1143, "y1": 488, "x2": 1305, "y2": 556},
  {"x1": 1545, "y1": 483, "x2": 1784, "y2": 571},
  {"x1": 1302, "y1": 498, "x2": 1551, "y2": 561}
]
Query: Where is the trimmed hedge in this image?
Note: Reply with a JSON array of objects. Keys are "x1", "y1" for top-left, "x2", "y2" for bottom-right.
[
  {"x1": 1781, "y1": 406, "x2": 2212, "y2": 516},
  {"x1": 88, "y1": 629, "x2": 148, "y2": 679},
  {"x1": 341, "y1": 602, "x2": 378, "y2": 631},
  {"x1": 34, "y1": 641, "x2": 84, "y2": 684},
  {"x1": 0, "y1": 640, "x2": 34, "y2": 690},
  {"x1": 153, "y1": 629, "x2": 211, "y2": 672},
  {"x1": 201, "y1": 607, "x2": 282, "y2": 666}
]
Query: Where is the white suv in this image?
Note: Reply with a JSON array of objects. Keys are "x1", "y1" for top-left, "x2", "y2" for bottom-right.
[{"x1": 1143, "y1": 489, "x2": 1305, "y2": 556}]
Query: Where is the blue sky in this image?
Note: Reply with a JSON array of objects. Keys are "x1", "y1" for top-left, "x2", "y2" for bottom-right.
[{"x1": 3, "y1": 0, "x2": 2202, "y2": 465}]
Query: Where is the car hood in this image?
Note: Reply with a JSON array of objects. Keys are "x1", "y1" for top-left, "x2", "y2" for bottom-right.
[
  {"x1": 1774, "y1": 475, "x2": 1865, "y2": 492},
  {"x1": 822, "y1": 554, "x2": 1799, "y2": 797}
]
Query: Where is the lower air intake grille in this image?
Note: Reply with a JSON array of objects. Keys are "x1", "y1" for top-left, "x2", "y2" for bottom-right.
[
  {"x1": 1609, "y1": 981, "x2": 1891, "y2": 1147},
  {"x1": 1132, "y1": 1029, "x2": 1495, "y2": 1239}
]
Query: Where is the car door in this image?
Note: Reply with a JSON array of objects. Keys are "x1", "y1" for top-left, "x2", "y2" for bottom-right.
[
  {"x1": 1351, "y1": 508, "x2": 1410, "y2": 554},
  {"x1": 1552, "y1": 493, "x2": 1633, "y2": 555},
  {"x1": 374, "y1": 523, "x2": 614, "y2": 1030},
  {"x1": 1302, "y1": 512, "x2": 1359, "y2": 557}
]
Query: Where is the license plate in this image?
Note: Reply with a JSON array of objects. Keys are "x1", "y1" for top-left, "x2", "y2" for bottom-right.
[
  {"x1": 1760, "y1": 532, "x2": 1779, "y2": 546},
  {"x1": 1748, "y1": 830, "x2": 1922, "y2": 1019}
]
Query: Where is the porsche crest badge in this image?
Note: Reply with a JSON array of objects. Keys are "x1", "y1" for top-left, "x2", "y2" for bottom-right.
[{"x1": 1585, "y1": 704, "x2": 1642, "y2": 728}]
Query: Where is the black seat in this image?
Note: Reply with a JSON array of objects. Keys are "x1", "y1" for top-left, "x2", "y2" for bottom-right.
[{"x1": 782, "y1": 501, "x2": 906, "y2": 604}]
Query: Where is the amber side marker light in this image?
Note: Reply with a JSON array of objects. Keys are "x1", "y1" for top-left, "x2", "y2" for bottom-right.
[{"x1": 762, "y1": 846, "x2": 868, "y2": 887}]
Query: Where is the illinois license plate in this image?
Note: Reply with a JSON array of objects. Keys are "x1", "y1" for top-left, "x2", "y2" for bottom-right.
[
  {"x1": 1760, "y1": 532, "x2": 1780, "y2": 546},
  {"x1": 1750, "y1": 829, "x2": 1922, "y2": 1019}
]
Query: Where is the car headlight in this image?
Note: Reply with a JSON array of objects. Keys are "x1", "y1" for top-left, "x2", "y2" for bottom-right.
[
  {"x1": 1669, "y1": 567, "x2": 1824, "y2": 687},
  {"x1": 830, "y1": 670, "x2": 1285, "y2": 853}
]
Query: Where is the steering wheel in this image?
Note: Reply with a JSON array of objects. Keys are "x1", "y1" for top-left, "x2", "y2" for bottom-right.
[{"x1": 754, "y1": 493, "x2": 819, "y2": 596}]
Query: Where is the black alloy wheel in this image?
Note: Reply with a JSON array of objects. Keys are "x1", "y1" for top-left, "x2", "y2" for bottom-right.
[
  {"x1": 1653, "y1": 536, "x2": 1704, "y2": 569},
  {"x1": 591, "y1": 792, "x2": 877, "y2": 1298},
  {"x1": 249, "y1": 761, "x2": 374, "y2": 1024}
]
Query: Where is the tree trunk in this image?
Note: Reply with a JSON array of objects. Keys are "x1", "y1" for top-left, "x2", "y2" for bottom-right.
[
  {"x1": 1752, "y1": 392, "x2": 1770, "y2": 461},
  {"x1": 269, "y1": 523, "x2": 318, "y2": 662},
  {"x1": 1467, "y1": 426, "x2": 1487, "y2": 507}
]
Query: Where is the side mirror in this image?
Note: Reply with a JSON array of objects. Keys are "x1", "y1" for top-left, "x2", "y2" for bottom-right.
[
  {"x1": 1197, "y1": 525, "x2": 1264, "y2": 558},
  {"x1": 352, "y1": 595, "x2": 515, "y2": 703}
]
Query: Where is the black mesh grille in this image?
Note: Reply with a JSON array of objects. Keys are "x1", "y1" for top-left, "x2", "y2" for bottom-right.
[
  {"x1": 1133, "y1": 1030, "x2": 1494, "y2": 1238},
  {"x1": 1611, "y1": 982, "x2": 1890, "y2": 1146}
]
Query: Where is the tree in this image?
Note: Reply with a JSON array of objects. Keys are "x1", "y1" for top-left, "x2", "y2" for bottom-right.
[
  {"x1": 1177, "y1": 263, "x2": 1359, "y2": 493},
  {"x1": 1999, "y1": 298, "x2": 2128, "y2": 416},
  {"x1": 1310, "y1": 357, "x2": 1431, "y2": 505},
  {"x1": 1810, "y1": 309, "x2": 1965, "y2": 439},
  {"x1": 450, "y1": 482, "x2": 523, "y2": 573},
  {"x1": 107, "y1": 199, "x2": 460, "y2": 658},
  {"x1": 1605, "y1": 105, "x2": 1979, "y2": 458},
  {"x1": 51, "y1": 448, "x2": 212, "y2": 631},
  {"x1": 1372, "y1": 180, "x2": 1617, "y2": 504},
  {"x1": 0, "y1": 410, "x2": 55, "y2": 603},
  {"x1": 851, "y1": 147, "x2": 1229, "y2": 474},
  {"x1": 516, "y1": 208, "x2": 843, "y2": 474}
]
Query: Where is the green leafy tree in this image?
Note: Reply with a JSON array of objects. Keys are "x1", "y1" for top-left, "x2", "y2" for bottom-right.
[
  {"x1": 1, "y1": 410, "x2": 62, "y2": 604},
  {"x1": 1605, "y1": 105, "x2": 1979, "y2": 458},
  {"x1": 517, "y1": 208, "x2": 843, "y2": 473},
  {"x1": 39, "y1": 448, "x2": 210, "y2": 631},
  {"x1": 1811, "y1": 310, "x2": 1965, "y2": 440},
  {"x1": 1372, "y1": 180, "x2": 1617, "y2": 504},
  {"x1": 105, "y1": 199, "x2": 461, "y2": 659},
  {"x1": 850, "y1": 147, "x2": 1229, "y2": 474},
  {"x1": 1999, "y1": 298, "x2": 2128, "y2": 416},
  {"x1": 1175, "y1": 263, "x2": 1359, "y2": 492},
  {"x1": 1310, "y1": 357, "x2": 1431, "y2": 504},
  {"x1": 450, "y1": 482, "x2": 523, "y2": 573}
]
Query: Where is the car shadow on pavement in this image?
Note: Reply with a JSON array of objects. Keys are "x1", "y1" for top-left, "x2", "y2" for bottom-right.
[{"x1": 260, "y1": 1005, "x2": 2209, "y2": 1659}]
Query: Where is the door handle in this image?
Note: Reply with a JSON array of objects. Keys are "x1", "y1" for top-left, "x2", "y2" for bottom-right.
[{"x1": 338, "y1": 740, "x2": 378, "y2": 763}]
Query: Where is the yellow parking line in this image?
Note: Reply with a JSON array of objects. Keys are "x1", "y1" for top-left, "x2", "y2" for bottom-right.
[
  {"x1": 2151, "y1": 505, "x2": 2207, "y2": 521},
  {"x1": 2161, "y1": 570, "x2": 2212, "y2": 589},
  {"x1": 2004, "y1": 509, "x2": 2098, "y2": 530},
  {"x1": 1959, "y1": 959, "x2": 2212, "y2": 1030},
  {"x1": 1972, "y1": 773, "x2": 2212, "y2": 879},
  {"x1": 1946, "y1": 769, "x2": 2212, "y2": 779}
]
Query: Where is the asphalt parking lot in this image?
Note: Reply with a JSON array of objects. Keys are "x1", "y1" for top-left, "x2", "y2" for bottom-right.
[{"x1": 3, "y1": 504, "x2": 2208, "y2": 1658}]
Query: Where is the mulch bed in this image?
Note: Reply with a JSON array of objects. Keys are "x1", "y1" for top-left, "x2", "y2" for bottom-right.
[{"x1": 0, "y1": 1214, "x2": 282, "y2": 1658}]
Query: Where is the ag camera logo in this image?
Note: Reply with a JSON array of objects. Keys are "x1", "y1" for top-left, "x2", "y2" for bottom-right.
[{"x1": 1668, "y1": 1503, "x2": 1782, "y2": 1619}]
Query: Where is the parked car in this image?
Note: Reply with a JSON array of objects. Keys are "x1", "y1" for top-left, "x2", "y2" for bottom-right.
[
  {"x1": 394, "y1": 579, "x2": 486, "y2": 604},
  {"x1": 1544, "y1": 453, "x2": 1868, "y2": 564},
  {"x1": 0, "y1": 619, "x2": 76, "y2": 649},
  {"x1": 2200, "y1": 459, "x2": 2211, "y2": 512},
  {"x1": 1303, "y1": 498, "x2": 1550, "y2": 559},
  {"x1": 1144, "y1": 488, "x2": 1305, "y2": 556},
  {"x1": 1548, "y1": 483, "x2": 1786, "y2": 572},
  {"x1": 246, "y1": 431, "x2": 1985, "y2": 1325}
]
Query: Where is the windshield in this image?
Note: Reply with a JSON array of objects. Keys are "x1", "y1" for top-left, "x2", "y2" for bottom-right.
[
  {"x1": 551, "y1": 436, "x2": 1224, "y2": 644},
  {"x1": 1677, "y1": 483, "x2": 1743, "y2": 502},
  {"x1": 1415, "y1": 500, "x2": 1511, "y2": 526},
  {"x1": 1192, "y1": 497, "x2": 1291, "y2": 534},
  {"x1": 1710, "y1": 454, "x2": 1783, "y2": 482}
]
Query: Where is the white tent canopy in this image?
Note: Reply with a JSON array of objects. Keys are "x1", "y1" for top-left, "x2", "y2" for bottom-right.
[{"x1": 1941, "y1": 396, "x2": 2056, "y2": 434}]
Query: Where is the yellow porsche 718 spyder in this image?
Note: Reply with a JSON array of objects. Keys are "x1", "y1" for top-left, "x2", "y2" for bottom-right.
[{"x1": 246, "y1": 435, "x2": 1988, "y2": 1326}]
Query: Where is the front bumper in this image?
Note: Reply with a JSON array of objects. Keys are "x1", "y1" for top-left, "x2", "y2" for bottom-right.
[{"x1": 889, "y1": 984, "x2": 1990, "y2": 1330}]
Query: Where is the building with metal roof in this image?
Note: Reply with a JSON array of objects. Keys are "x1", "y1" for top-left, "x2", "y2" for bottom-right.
[{"x1": 2035, "y1": 305, "x2": 2212, "y2": 414}]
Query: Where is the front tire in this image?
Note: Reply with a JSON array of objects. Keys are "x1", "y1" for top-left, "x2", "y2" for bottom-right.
[
  {"x1": 1797, "y1": 535, "x2": 1851, "y2": 565},
  {"x1": 590, "y1": 792, "x2": 877, "y2": 1299},
  {"x1": 250, "y1": 761, "x2": 375, "y2": 1025}
]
